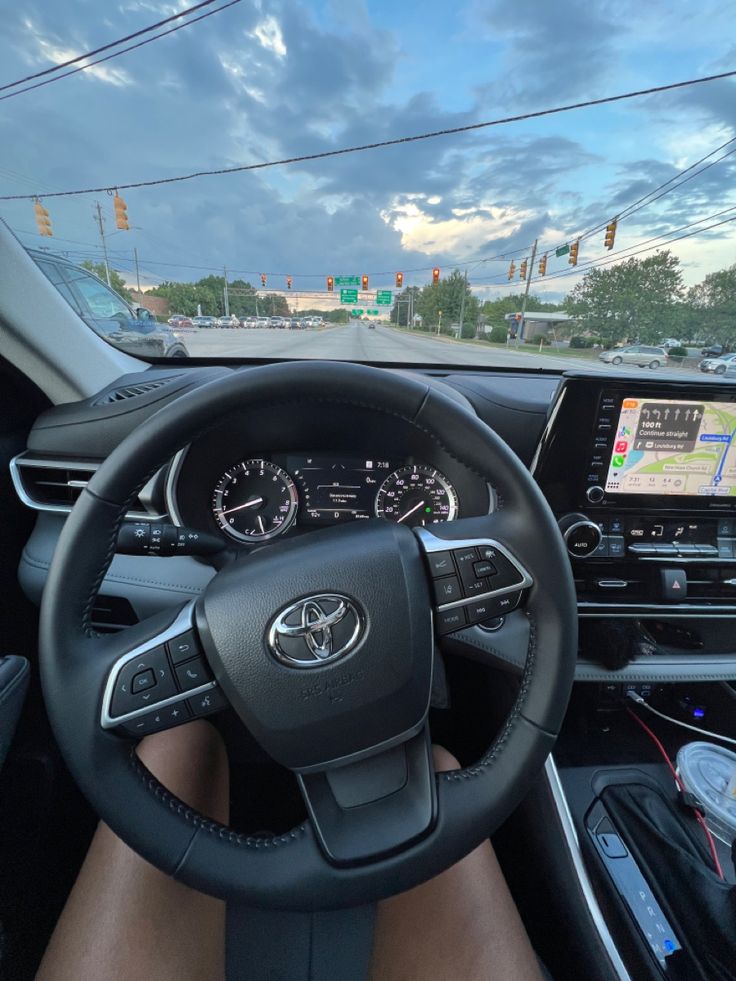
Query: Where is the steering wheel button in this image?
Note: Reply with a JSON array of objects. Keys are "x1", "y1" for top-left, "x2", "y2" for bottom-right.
[
  {"x1": 435, "y1": 607, "x2": 467, "y2": 635},
  {"x1": 187, "y1": 686, "x2": 229, "y2": 717},
  {"x1": 175, "y1": 656, "x2": 212, "y2": 692},
  {"x1": 473, "y1": 560, "x2": 496, "y2": 578},
  {"x1": 461, "y1": 577, "x2": 490, "y2": 597},
  {"x1": 110, "y1": 646, "x2": 177, "y2": 718},
  {"x1": 167, "y1": 630, "x2": 202, "y2": 665},
  {"x1": 452, "y1": 547, "x2": 478, "y2": 568},
  {"x1": 426, "y1": 550, "x2": 454, "y2": 579},
  {"x1": 131, "y1": 669, "x2": 155, "y2": 693},
  {"x1": 432, "y1": 576, "x2": 462, "y2": 605}
]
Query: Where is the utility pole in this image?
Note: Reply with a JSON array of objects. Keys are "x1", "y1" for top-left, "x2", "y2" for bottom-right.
[
  {"x1": 133, "y1": 248, "x2": 141, "y2": 294},
  {"x1": 94, "y1": 201, "x2": 111, "y2": 287},
  {"x1": 223, "y1": 266, "x2": 230, "y2": 317},
  {"x1": 518, "y1": 238, "x2": 538, "y2": 343},
  {"x1": 437, "y1": 310, "x2": 442, "y2": 335},
  {"x1": 458, "y1": 268, "x2": 468, "y2": 338}
]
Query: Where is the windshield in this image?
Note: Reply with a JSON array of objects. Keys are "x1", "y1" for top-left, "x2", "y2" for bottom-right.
[{"x1": 2, "y1": 3, "x2": 735, "y2": 374}]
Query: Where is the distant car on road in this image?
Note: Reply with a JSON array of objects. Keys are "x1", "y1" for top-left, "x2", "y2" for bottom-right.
[
  {"x1": 598, "y1": 344, "x2": 668, "y2": 369},
  {"x1": 701, "y1": 343, "x2": 724, "y2": 357},
  {"x1": 699, "y1": 353, "x2": 736, "y2": 374},
  {"x1": 218, "y1": 314, "x2": 239, "y2": 328},
  {"x1": 192, "y1": 315, "x2": 218, "y2": 328}
]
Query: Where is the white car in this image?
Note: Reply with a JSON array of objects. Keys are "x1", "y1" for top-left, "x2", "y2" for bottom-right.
[
  {"x1": 217, "y1": 315, "x2": 239, "y2": 328},
  {"x1": 699, "y1": 353, "x2": 736, "y2": 374},
  {"x1": 598, "y1": 344, "x2": 668, "y2": 368}
]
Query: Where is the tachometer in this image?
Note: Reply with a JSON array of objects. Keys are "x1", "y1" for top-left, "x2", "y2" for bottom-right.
[
  {"x1": 375, "y1": 464, "x2": 458, "y2": 526},
  {"x1": 212, "y1": 459, "x2": 298, "y2": 542}
]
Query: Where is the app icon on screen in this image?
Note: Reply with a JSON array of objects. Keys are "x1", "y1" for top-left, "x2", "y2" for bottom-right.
[
  {"x1": 615, "y1": 440, "x2": 628, "y2": 453},
  {"x1": 612, "y1": 454, "x2": 626, "y2": 468}
]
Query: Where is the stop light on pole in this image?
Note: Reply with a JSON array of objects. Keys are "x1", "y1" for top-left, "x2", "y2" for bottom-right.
[
  {"x1": 568, "y1": 241, "x2": 579, "y2": 266},
  {"x1": 34, "y1": 200, "x2": 52, "y2": 236},
  {"x1": 113, "y1": 193, "x2": 129, "y2": 230},
  {"x1": 396, "y1": 271, "x2": 404, "y2": 289},
  {"x1": 260, "y1": 273, "x2": 267, "y2": 287},
  {"x1": 432, "y1": 267, "x2": 440, "y2": 285},
  {"x1": 604, "y1": 220, "x2": 617, "y2": 250},
  {"x1": 520, "y1": 259, "x2": 528, "y2": 280},
  {"x1": 361, "y1": 274, "x2": 369, "y2": 290},
  {"x1": 326, "y1": 275, "x2": 334, "y2": 291},
  {"x1": 286, "y1": 276, "x2": 292, "y2": 289},
  {"x1": 539, "y1": 255, "x2": 548, "y2": 276},
  {"x1": 507, "y1": 261, "x2": 515, "y2": 281}
]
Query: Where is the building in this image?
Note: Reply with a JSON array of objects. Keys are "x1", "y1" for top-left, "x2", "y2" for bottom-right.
[
  {"x1": 129, "y1": 290, "x2": 169, "y2": 319},
  {"x1": 503, "y1": 311, "x2": 577, "y2": 341}
]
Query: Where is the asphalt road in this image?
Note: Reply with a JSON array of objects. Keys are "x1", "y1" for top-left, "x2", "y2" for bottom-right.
[{"x1": 177, "y1": 322, "x2": 709, "y2": 378}]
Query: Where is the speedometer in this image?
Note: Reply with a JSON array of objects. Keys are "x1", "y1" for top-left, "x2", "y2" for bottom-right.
[
  {"x1": 375, "y1": 464, "x2": 458, "y2": 526},
  {"x1": 212, "y1": 459, "x2": 298, "y2": 542}
]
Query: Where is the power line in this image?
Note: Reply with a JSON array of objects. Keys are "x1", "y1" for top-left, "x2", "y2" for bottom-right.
[
  {"x1": 0, "y1": 0, "x2": 221, "y2": 93},
  {"x1": 2, "y1": 67, "x2": 735, "y2": 199},
  {"x1": 0, "y1": 1, "x2": 241, "y2": 103}
]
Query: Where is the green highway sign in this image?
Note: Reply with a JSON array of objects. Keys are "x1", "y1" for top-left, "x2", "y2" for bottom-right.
[
  {"x1": 555, "y1": 244, "x2": 570, "y2": 257},
  {"x1": 376, "y1": 290, "x2": 393, "y2": 305},
  {"x1": 340, "y1": 288, "x2": 358, "y2": 303},
  {"x1": 335, "y1": 276, "x2": 360, "y2": 286},
  {"x1": 351, "y1": 308, "x2": 364, "y2": 316},
  {"x1": 367, "y1": 309, "x2": 379, "y2": 315}
]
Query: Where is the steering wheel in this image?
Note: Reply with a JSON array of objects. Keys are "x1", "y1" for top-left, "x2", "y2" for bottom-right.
[{"x1": 39, "y1": 362, "x2": 577, "y2": 909}]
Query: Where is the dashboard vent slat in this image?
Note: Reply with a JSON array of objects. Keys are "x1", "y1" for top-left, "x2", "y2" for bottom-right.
[
  {"x1": 11, "y1": 457, "x2": 148, "y2": 515},
  {"x1": 93, "y1": 375, "x2": 182, "y2": 406}
]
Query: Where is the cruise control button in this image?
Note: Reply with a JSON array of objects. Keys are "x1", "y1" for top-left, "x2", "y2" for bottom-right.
[
  {"x1": 426, "y1": 551, "x2": 454, "y2": 579},
  {"x1": 174, "y1": 656, "x2": 212, "y2": 692},
  {"x1": 462, "y1": 577, "x2": 490, "y2": 597},
  {"x1": 452, "y1": 548, "x2": 478, "y2": 587},
  {"x1": 436, "y1": 607, "x2": 467, "y2": 635},
  {"x1": 187, "y1": 687, "x2": 229, "y2": 717},
  {"x1": 473, "y1": 560, "x2": 496, "y2": 578},
  {"x1": 111, "y1": 646, "x2": 177, "y2": 718},
  {"x1": 433, "y1": 576, "x2": 462, "y2": 605},
  {"x1": 167, "y1": 630, "x2": 201, "y2": 665}
]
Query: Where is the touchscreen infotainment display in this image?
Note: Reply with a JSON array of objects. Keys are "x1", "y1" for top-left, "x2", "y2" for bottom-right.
[{"x1": 605, "y1": 397, "x2": 736, "y2": 497}]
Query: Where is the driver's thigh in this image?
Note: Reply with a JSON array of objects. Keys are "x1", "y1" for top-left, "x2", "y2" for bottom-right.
[
  {"x1": 36, "y1": 720, "x2": 229, "y2": 981},
  {"x1": 369, "y1": 745, "x2": 543, "y2": 981}
]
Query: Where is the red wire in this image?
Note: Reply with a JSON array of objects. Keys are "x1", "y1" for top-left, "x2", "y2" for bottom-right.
[{"x1": 626, "y1": 707, "x2": 725, "y2": 880}]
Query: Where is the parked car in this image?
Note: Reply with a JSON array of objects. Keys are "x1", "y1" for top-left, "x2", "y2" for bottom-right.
[
  {"x1": 269, "y1": 316, "x2": 285, "y2": 328},
  {"x1": 699, "y1": 352, "x2": 736, "y2": 374},
  {"x1": 598, "y1": 344, "x2": 668, "y2": 368},
  {"x1": 168, "y1": 314, "x2": 189, "y2": 326},
  {"x1": 256, "y1": 316, "x2": 269, "y2": 328},
  {"x1": 701, "y1": 343, "x2": 724, "y2": 357},
  {"x1": 218, "y1": 315, "x2": 239, "y2": 328},
  {"x1": 288, "y1": 318, "x2": 301, "y2": 329},
  {"x1": 239, "y1": 316, "x2": 257, "y2": 328},
  {"x1": 192, "y1": 315, "x2": 218, "y2": 328},
  {"x1": 660, "y1": 337, "x2": 682, "y2": 349},
  {"x1": 29, "y1": 250, "x2": 189, "y2": 358},
  {"x1": 170, "y1": 316, "x2": 193, "y2": 328}
]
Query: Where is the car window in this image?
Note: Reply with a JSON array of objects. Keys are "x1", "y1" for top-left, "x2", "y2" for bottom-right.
[
  {"x1": 34, "y1": 258, "x2": 82, "y2": 313},
  {"x1": 65, "y1": 267, "x2": 132, "y2": 321}
]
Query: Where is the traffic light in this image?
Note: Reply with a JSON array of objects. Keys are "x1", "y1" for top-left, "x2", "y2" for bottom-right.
[
  {"x1": 396, "y1": 271, "x2": 404, "y2": 289},
  {"x1": 604, "y1": 220, "x2": 617, "y2": 250},
  {"x1": 261, "y1": 273, "x2": 267, "y2": 287},
  {"x1": 113, "y1": 193, "x2": 129, "y2": 230},
  {"x1": 34, "y1": 200, "x2": 52, "y2": 236},
  {"x1": 520, "y1": 259, "x2": 528, "y2": 280},
  {"x1": 326, "y1": 275, "x2": 334, "y2": 291},
  {"x1": 361, "y1": 274, "x2": 369, "y2": 290},
  {"x1": 286, "y1": 276, "x2": 292, "y2": 289},
  {"x1": 507, "y1": 261, "x2": 515, "y2": 281},
  {"x1": 539, "y1": 255, "x2": 548, "y2": 276},
  {"x1": 568, "y1": 240, "x2": 579, "y2": 266},
  {"x1": 432, "y1": 267, "x2": 440, "y2": 285}
]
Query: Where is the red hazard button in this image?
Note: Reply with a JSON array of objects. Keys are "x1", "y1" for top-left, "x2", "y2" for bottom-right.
[{"x1": 661, "y1": 569, "x2": 687, "y2": 601}]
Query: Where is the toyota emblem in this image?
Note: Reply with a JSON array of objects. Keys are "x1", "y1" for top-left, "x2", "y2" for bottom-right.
[{"x1": 267, "y1": 594, "x2": 364, "y2": 668}]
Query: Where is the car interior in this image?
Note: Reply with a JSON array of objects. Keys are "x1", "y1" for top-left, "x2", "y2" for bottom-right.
[{"x1": 1, "y1": 216, "x2": 735, "y2": 981}]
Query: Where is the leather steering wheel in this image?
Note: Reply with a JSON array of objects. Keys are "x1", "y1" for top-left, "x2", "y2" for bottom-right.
[{"x1": 39, "y1": 361, "x2": 577, "y2": 909}]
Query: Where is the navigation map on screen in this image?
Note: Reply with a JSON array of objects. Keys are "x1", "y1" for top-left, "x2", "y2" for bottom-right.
[{"x1": 605, "y1": 397, "x2": 736, "y2": 496}]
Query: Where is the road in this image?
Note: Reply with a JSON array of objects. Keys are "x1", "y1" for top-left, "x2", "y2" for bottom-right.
[{"x1": 177, "y1": 322, "x2": 709, "y2": 377}]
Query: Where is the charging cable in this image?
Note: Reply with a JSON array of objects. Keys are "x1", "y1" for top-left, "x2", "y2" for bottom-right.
[{"x1": 626, "y1": 691, "x2": 736, "y2": 747}]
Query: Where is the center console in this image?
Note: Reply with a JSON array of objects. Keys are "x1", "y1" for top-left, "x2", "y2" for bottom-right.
[{"x1": 534, "y1": 377, "x2": 736, "y2": 616}]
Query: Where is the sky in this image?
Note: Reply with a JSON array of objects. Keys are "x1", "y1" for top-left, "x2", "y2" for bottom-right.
[{"x1": 1, "y1": 0, "x2": 735, "y2": 303}]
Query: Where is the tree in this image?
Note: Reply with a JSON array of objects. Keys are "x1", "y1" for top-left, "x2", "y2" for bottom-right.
[
  {"x1": 81, "y1": 260, "x2": 132, "y2": 302},
  {"x1": 415, "y1": 269, "x2": 480, "y2": 334},
  {"x1": 688, "y1": 264, "x2": 736, "y2": 347},
  {"x1": 564, "y1": 251, "x2": 685, "y2": 346}
]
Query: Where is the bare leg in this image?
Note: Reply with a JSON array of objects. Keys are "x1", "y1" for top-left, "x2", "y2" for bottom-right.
[
  {"x1": 369, "y1": 746, "x2": 543, "y2": 981},
  {"x1": 36, "y1": 720, "x2": 229, "y2": 981}
]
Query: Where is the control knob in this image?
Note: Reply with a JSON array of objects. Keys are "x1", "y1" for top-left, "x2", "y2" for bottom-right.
[{"x1": 558, "y1": 513, "x2": 602, "y2": 558}]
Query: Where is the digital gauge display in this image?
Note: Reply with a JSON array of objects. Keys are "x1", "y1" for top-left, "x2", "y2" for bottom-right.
[{"x1": 286, "y1": 455, "x2": 393, "y2": 523}]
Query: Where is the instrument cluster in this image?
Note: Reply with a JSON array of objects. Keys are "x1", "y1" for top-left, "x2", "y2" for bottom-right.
[{"x1": 210, "y1": 453, "x2": 461, "y2": 543}]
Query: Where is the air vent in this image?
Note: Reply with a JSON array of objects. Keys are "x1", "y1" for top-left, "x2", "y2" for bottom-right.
[
  {"x1": 10, "y1": 455, "x2": 153, "y2": 517},
  {"x1": 90, "y1": 596, "x2": 138, "y2": 633},
  {"x1": 93, "y1": 375, "x2": 182, "y2": 406}
]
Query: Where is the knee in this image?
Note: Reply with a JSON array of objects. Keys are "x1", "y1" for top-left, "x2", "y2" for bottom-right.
[{"x1": 432, "y1": 744, "x2": 460, "y2": 773}]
